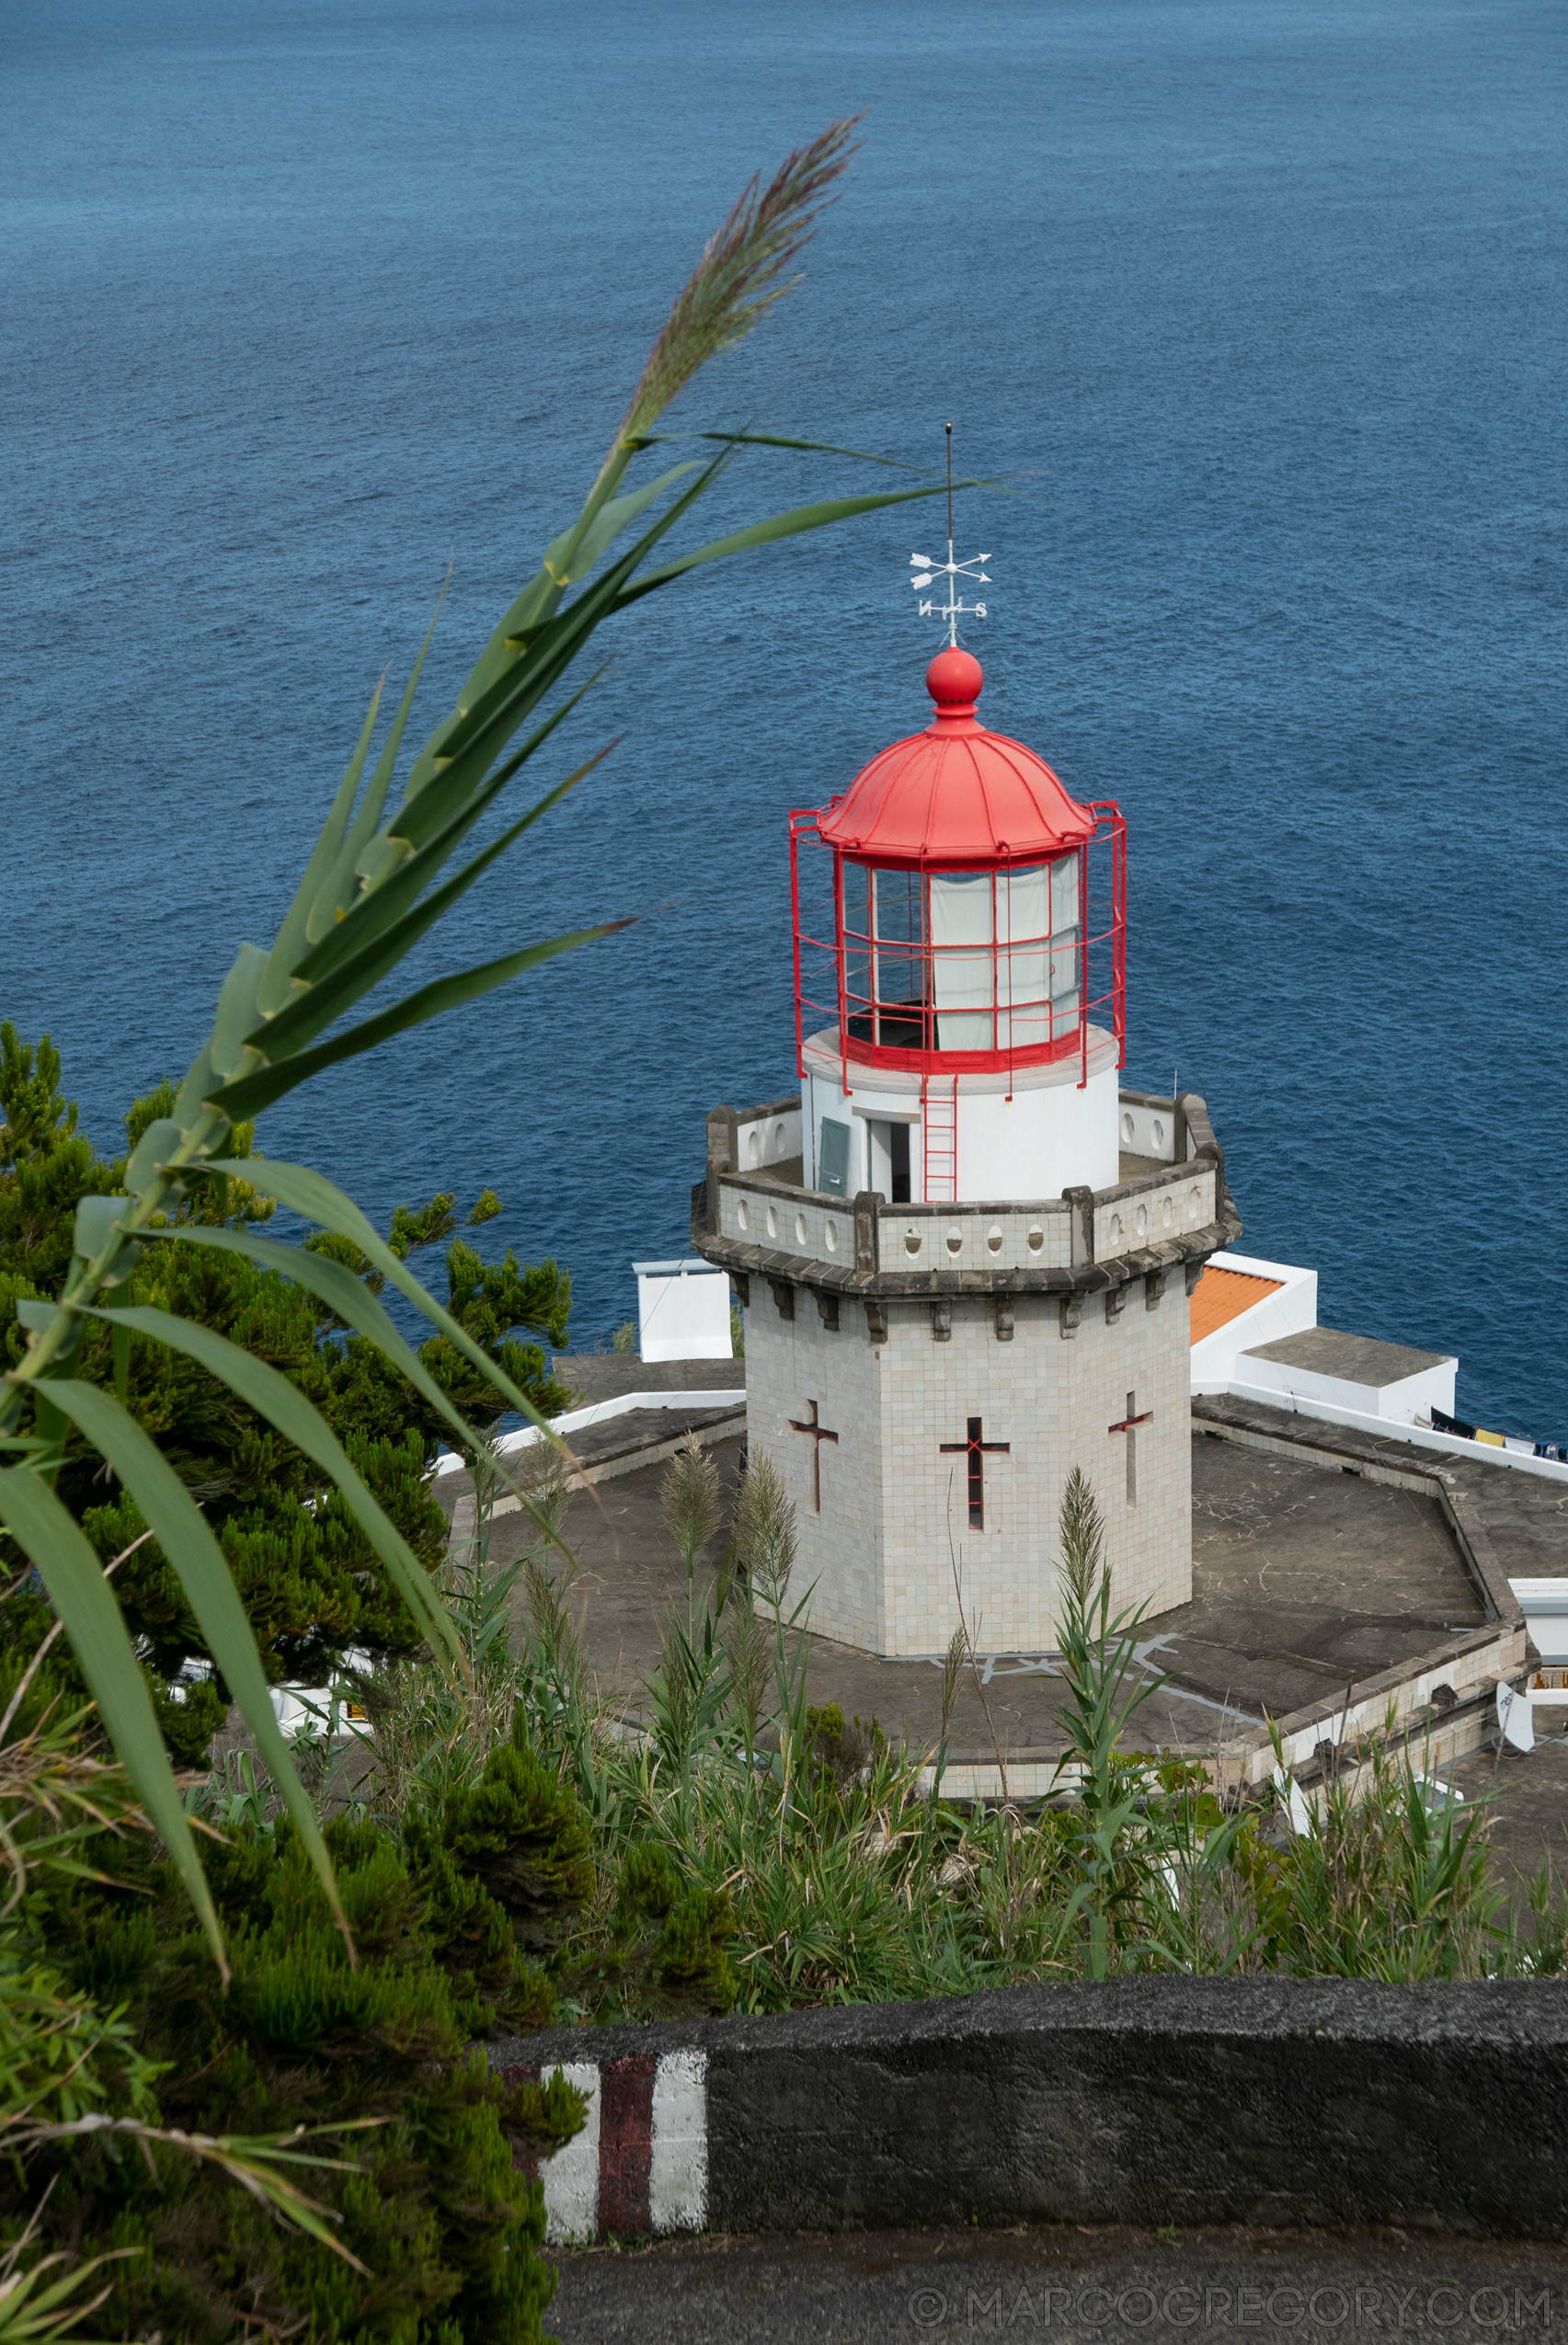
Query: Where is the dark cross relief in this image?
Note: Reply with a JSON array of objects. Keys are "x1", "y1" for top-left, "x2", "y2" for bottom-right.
[
  {"x1": 940, "y1": 1416, "x2": 1011, "y2": 1530},
  {"x1": 788, "y1": 1399, "x2": 839, "y2": 1513},
  {"x1": 1108, "y1": 1390, "x2": 1153, "y2": 1505}
]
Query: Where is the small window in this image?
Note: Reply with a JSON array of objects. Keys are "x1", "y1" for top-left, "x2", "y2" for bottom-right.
[{"x1": 818, "y1": 1116, "x2": 852, "y2": 1197}]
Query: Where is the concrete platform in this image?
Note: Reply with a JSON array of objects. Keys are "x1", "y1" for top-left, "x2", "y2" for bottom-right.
[
  {"x1": 1448, "y1": 1728, "x2": 1568, "y2": 1907},
  {"x1": 466, "y1": 1397, "x2": 1549, "y2": 1802},
  {"x1": 1193, "y1": 1397, "x2": 1534, "y2": 1797},
  {"x1": 1241, "y1": 1327, "x2": 1449, "y2": 1387}
]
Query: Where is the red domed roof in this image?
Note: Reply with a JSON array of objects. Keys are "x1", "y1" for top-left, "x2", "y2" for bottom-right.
[{"x1": 817, "y1": 651, "x2": 1093, "y2": 868}]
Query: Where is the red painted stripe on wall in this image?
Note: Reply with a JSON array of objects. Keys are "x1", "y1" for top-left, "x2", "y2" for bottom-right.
[{"x1": 597, "y1": 2054, "x2": 656, "y2": 2236}]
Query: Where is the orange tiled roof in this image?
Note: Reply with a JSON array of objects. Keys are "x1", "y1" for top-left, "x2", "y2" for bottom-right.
[{"x1": 1189, "y1": 1264, "x2": 1283, "y2": 1345}]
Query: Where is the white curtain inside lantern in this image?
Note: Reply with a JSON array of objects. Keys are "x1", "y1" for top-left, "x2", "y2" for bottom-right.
[
  {"x1": 929, "y1": 855, "x2": 1082, "y2": 1054},
  {"x1": 930, "y1": 872, "x2": 994, "y2": 1048},
  {"x1": 996, "y1": 864, "x2": 1050, "y2": 1048}
]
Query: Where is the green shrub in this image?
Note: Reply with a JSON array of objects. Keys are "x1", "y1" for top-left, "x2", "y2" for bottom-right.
[
  {"x1": 440, "y1": 1723, "x2": 595, "y2": 1949},
  {"x1": 806, "y1": 1703, "x2": 885, "y2": 1800},
  {"x1": 407, "y1": 1825, "x2": 557, "y2": 2035},
  {"x1": 655, "y1": 1887, "x2": 738, "y2": 2013},
  {"x1": 5, "y1": 1807, "x2": 581, "y2": 2342},
  {"x1": 616, "y1": 1840, "x2": 681, "y2": 1923}
]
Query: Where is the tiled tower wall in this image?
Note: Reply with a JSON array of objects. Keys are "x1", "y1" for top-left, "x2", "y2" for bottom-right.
[
  {"x1": 744, "y1": 1279, "x2": 1193, "y2": 1657},
  {"x1": 745, "y1": 1293, "x2": 887, "y2": 1649}
]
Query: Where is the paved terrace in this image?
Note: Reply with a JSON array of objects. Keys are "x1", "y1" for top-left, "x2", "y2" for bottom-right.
[{"x1": 444, "y1": 1376, "x2": 1551, "y2": 1804}]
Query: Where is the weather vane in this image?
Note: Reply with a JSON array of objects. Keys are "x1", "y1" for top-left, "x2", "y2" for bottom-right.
[{"x1": 910, "y1": 422, "x2": 990, "y2": 648}]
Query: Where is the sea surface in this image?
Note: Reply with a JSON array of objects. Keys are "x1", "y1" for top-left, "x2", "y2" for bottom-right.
[{"x1": 3, "y1": 0, "x2": 1565, "y2": 1436}]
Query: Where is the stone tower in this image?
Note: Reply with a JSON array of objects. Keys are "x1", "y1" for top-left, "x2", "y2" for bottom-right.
[{"x1": 692, "y1": 647, "x2": 1239, "y2": 1657}]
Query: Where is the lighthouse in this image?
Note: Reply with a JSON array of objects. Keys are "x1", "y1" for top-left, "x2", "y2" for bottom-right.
[{"x1": 692, "y1": 636, "x2": 1241, "y2": 1659}]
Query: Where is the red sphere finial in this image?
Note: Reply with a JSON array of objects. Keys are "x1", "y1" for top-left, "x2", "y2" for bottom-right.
[{"x1": 925, "y1": 645, "x2": 983, "y2": 723}]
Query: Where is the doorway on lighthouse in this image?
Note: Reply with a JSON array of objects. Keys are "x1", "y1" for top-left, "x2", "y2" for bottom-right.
[{"x1": 866, "y1": 1117, "x2": 911, "y2": 1204}]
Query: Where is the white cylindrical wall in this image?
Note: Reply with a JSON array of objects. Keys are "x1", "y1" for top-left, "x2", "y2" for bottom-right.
[{"x1": 802, "y1": 1028, "x2": 1120, "y2": 1203}]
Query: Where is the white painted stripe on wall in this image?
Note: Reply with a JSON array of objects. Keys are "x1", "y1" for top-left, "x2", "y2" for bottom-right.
[
  {"x1": 649, "y1": 2048, "x2": 708, "y2": 2235},
  {"x1": 540, "y1": 2062, "x2": 601, "y2": 2245}
]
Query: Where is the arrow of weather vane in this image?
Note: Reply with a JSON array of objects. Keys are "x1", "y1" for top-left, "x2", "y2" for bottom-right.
[{"x1": 910, "y1": 547, "x2": 991, "y2": 648}]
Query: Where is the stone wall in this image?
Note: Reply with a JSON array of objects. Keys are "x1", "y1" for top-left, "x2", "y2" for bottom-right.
[
  {"x1": 494, "y1": 1976, "x2": 1568, "y2": 2245},
  {"x1": 746, "y1": 1279, "x2": 888, "y2": 1649}
]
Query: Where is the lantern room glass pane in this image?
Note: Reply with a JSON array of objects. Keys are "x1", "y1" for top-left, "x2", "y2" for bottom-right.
[
  {"x1": 930, "y1": 871, "x2": 994, "y2": 1048},
  {"x1": 839, "y1": 853, "x2": 1082, "y2": 1059},
  {"x1": 871, "y1": 868, "x2": 926, "y2": 1047}
]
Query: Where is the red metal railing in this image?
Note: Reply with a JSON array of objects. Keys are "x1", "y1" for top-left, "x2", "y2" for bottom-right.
[{"x1": 790, "y1": 809, "x2": 1126, "y2": 1089}]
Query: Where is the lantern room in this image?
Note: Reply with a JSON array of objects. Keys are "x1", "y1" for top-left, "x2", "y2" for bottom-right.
[{"x1": 790, "y1": 648, "x2": 1127, "y2": 1205}]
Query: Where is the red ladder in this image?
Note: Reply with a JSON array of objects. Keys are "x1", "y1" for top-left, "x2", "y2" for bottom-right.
[{"x1": 921, "y1": 1073, "x2": 958, "y2": 1203}]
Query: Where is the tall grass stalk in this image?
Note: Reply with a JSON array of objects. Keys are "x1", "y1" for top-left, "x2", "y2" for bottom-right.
[
  {"x1": 1256, "y1": 1719, "x2": 1505, "y2": 1980},
  {"x1": 1049, "y1": 1467, "x2": 1166, "y2": 1977}
]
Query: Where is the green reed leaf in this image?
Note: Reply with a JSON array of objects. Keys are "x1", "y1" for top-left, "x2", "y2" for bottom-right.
[
  {"x1": 614, "y1": 477, "x2": 987, "y2": 610},
  {"x1": 288, "y1": 672, "x2": 603, "y2": 991},
  {"x1": 142, "y1": 1227, "x2": 475, "y2": 1444},
  {"x1": 41, "y1": 1381, "x2": 355, "y2": 1957},
  {"x1": 203, "y1": 1158, "x2": 561, "y2": 1436},
  {"x1": 142, "y1": 1226, "x2": 575, "y2": 1555},
  {"x1": 207, "y1": 921, "x2": 625, "y2": 1120},
  {"x1": 256, "y1": 740, "x2": 612, "y2": 1060},
  {"x1": 258, "y1": 673, "x2": 384, "y2": 1012},
  {"x1": 540, "y1": 458, "x2": 701, "y2": 587},
  {"x1": 0, "y1": 1464, "x2": 227, "y2": 1978},
  {"x1": 635, "y1": 429, "x2": 923, "y2": 464},
  {"x1": 74, "y1": 1305, "x2": 459, "y2": 1672}
]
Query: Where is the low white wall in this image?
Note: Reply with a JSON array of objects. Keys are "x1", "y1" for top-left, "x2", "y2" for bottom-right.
[
  {"x1": 430, "y1": 1387, "x2": 748, "y2": 1479},
  {"x1": 1207, "y1": 1379, "x2": 1568, "y2": 1487},
  {"x1": 736, "y1": 1102, "x2": 801, "y2": 1172},
  {"x1": 1512, "y1": 1582, "x2": 1568, "y2": 1664},
  {"x1": 1117, "y1": 1097, "x2": 1179, "y2": 1163},
  {"x1": 1239, "y1": 1348, "x2": 1457, "y2": 1427},
  {"x1": 716, "y1": 1177, "x2": 1076, "y2": 1274},
  {"x1": 1095, "y1": 1164, "x2": 1217, "y2": 1259}
]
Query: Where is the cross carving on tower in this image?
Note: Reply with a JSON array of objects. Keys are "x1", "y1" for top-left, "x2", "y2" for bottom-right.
[
  {"x1": 788, "y1": 1399, "x2": 839, "y2": 1513},
  {"x1": 940, "y1": 1416, "x2": 1010, "y2": 1530},
  {"x1": 1108, "y1": 1390, "x2": 1153, "y2": 1505}
]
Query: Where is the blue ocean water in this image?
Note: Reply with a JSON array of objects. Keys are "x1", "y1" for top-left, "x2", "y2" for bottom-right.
[{"x1": 3, "y1": 0, "x2": 1565, "y2": 1435}]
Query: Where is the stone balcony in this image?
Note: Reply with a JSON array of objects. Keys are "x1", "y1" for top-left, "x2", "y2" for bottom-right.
[{"x1": 691, "y1": 1086, "x2": 1242, "y2": 1329}]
